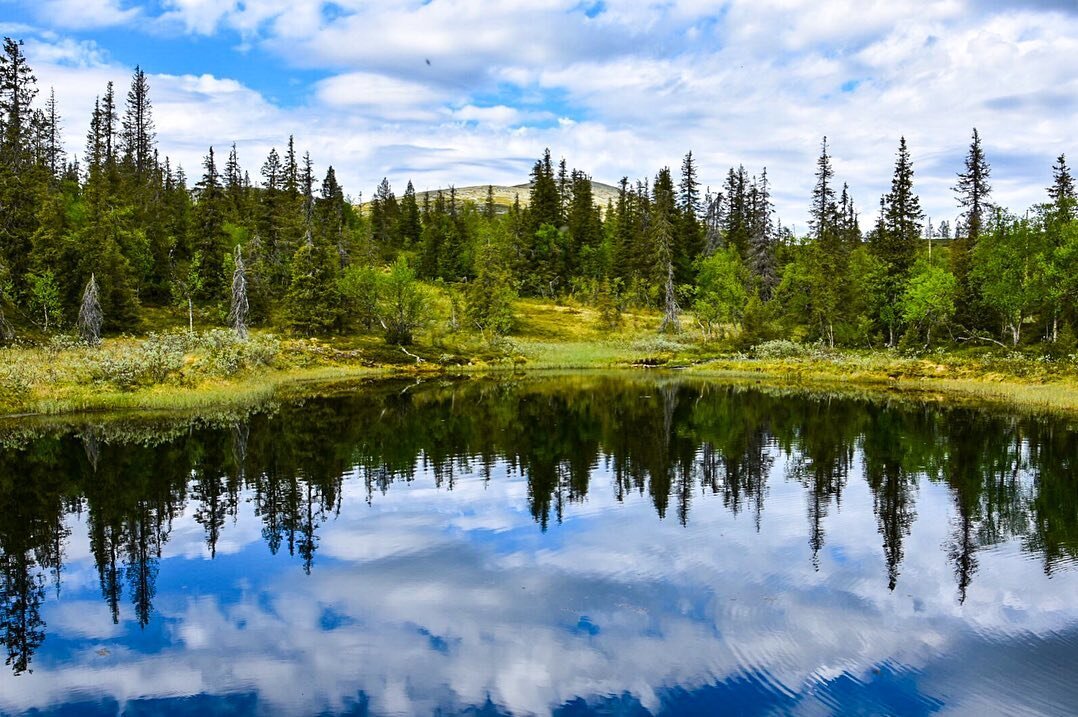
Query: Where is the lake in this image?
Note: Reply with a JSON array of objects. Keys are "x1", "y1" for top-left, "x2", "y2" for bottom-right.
[{"x1": 0, "y1": 374, "x2": 1075, "y2": 716}]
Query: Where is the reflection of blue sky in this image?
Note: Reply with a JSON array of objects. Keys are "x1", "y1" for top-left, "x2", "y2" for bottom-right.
[{"x1": 4, "y1": 455, "x2": 1077, "y2": 716}]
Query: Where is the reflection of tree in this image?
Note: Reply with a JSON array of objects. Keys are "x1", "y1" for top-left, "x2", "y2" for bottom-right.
[
  {"x1": 0, "y1": 550, "x2": 45, "y2": 675},
  {"x1": 1024, "y1": 421, "x2": 1078, "y2": 573},
  {"x1": 862, "y1": 405, "x2": 920, "y2": 591},
  {"x1": 939, "y1": 412, "x2": 1029, "y2": 603},
  {"x1": 786, "y1": 400, "x2": 857, "y2": 570},
  {"x1": 0, "y1": 439, "x2": 73, "y2": 675},
  {"x1": 0, "y1": 376, "x2": 1076, "y2": 674}
]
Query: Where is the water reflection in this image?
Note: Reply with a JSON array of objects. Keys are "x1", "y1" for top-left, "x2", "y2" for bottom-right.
[{"x1": 0, "y1": 375, "x2": 1075, "y2": 715}]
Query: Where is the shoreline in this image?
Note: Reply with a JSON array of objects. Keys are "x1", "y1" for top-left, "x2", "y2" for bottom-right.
[{"x1": 5, "y1": 346, "x2": 1077, "y2": 422}]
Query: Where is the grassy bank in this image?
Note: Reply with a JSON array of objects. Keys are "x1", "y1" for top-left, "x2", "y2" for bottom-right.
[{"x1": 3, "y1": 299, "x2": 1077, "y2": 417}]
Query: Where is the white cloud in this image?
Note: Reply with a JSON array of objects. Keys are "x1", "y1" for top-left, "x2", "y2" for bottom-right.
[
  {"x1": 31, "y1": 0, "x2": 140, "y2": 29},
  {"x1": 12, "y1": 0, "x2": 1078, "y2": 229}
]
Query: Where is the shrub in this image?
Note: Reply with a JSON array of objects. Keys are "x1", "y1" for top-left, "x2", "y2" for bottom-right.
[{"x1": 750, "y1": 339, "x2": 809, "y2": 360}]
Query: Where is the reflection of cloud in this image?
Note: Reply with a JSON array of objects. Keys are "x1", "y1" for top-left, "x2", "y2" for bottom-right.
[{"x1": 4, "y1": 456, "x2": 1076, "y2": 716}]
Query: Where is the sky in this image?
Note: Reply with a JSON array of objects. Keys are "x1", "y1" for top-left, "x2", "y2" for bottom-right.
[{"x1": 2, "y1": 0, "x2": 1077, "y2": 231}]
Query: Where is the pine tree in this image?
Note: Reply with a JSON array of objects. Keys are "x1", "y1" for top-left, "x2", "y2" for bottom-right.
[
  {"x1": 399, "y1": 180, "x2": 421, "y2": 247},
  {"x1": 1048, "y1": 154, "x2": 1075, "y2": 219},
  {"x1": 880, "y1": 136, "x2": 924, "y2": 275},
  {"x1": 0, "y1": 37, "x2": 42, "y2": 291},
  {"x1": 952, "y1": 128, "x2": 992, "y2": 327},
  {"x1": 674, "y1": 151, "x2": 703, "y2": 285},
  {"x1": 42, "y1": 87, "x2": 64, "y2": 179},
  {"x1": 810, "y1": 136, "x2": 837, "y2": 240},
  {"x1": 483, "y1": 184, "x2": 496, "y2": 219},
  {"x1": 120, "y1": 66, "x2": 155, "y2": 177},
  {"x1": 191, "y1": 147, "x2": 228, "y2": 299},
  {"x1": 286, "y1": 232, "x2": 340, "y2": 335},
  {"x1": 528, "y1": 149, "x2": 560, "y2": 233},
  {"x1": 746, "y1": 169, "x2": 778, "y2": 299}
]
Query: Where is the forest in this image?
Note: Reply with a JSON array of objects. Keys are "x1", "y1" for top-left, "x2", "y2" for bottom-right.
[{"x1": 1, "y1": 37, "x2": 1076, "y2": 356}]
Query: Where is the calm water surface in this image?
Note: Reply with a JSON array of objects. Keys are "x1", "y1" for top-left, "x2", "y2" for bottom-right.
[{"x1": 0, "y1": 375, "x2": 1076, "y2": 716}]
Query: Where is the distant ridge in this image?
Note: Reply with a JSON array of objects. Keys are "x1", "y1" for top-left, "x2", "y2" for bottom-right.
[{"x1": 362, "y1": 181, "x2": 622, "y2": 213}]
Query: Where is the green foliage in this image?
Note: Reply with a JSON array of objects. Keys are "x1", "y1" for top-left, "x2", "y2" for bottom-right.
[
  {"x1": 738, "y1": 294, "x2": 781, "y2": 348},
  {"x1": 86, "y1": 329, "x2": 280, "y2": 390},
  {"x1": 466, "y1": 241, "x2": 517, "y2": 337},
  {"x1": 972, "y1": 213, "x2": 1041, "y2": 346},
  {"x1": 378, "y1": 257, "x2": 428, "y2": 345},
  {"x1": 286, "y1": 240, "x2": 340, "y2": 336},
  {"x1": 0, "y1": 39, "x2": 1074, "y2": 359},
  {"x1": 595, "y1": 277, "x2": 624, "y2": 332},
  {"x1": 899, "y1": 260, "x2": 957, "y2": 348},
  {"x1": 26, "y1": 271, "x2": 62, "y2": 331},
  {"x1": 692, "y1": 248, "x2": 747, "y2": 339},
  {"x1": 750, "y1": 339, "x2": 814, "y2": 359},
  {"x1": 339, "y1": 264, "x2": 380, "y2": 331}
]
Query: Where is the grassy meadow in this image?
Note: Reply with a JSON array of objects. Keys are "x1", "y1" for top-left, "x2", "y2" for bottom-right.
[{"x1": 2, "y1": 293, "x2": 1077, "y2": 418}]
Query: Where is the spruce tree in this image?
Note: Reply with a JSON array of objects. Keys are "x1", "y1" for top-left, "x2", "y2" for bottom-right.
[
  {"x1": 953, "y1": 128, "x2": 992, "y2": 242},
  {"x1": 952, "y1": 128, "x2": 992, "y2": 327},
  {"x1": 283, "y1": 135, "x2": 298, "y2": 197},
  {"x1": 527, "y1": 149, "x2": 560, "y2": 234},
  {"x1": 316, "y1": 166, "x2": 346, "y2": 266},
  {"x1": 809, "y1": 136, "x2": 836, "y2": 240},
  {"x1": 286, "y1": 232, "x2": 340, "y2": 336},
  {"x1": 399, "y1": 180, "x2": 422, "y2": 247},
  {"x1": 120, "y1": 66, "x2": 155, "y2": 177},
  {"x1": 42, "y1": 87, "x2": 64, "y2": 179},
  {"x1": 882, "y1": 137, "x2": 924, "y2": 272},
  {"x1": 674, "y1": 151, "x2": 703, "y2": 285},
  {"x1": 871, "y1": 137, "x2": 924, "y2": 344},
  {"x1": 746, "y1": 169, "x2": 778, "y2": 299},
  {"x1": 191, "y1": 147, "x2": 228, "y2": 299},
  {"x1": 1048, "y1": 154, "x2": 1075, "y2": 218},
  {"x1": 566, "y1": 170, "x2": 603, "y2": 279},
  {"x1": 0, "y1": 37, "x2": 42, "y2": 291},
  {"x1": 370, "y1": 177, "x2": 400, "y2": 248}
]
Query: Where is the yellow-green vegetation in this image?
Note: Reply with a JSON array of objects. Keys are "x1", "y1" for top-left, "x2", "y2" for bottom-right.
[{"x1": 2, "y1": 299, "x2": 1077, "y2": 418}]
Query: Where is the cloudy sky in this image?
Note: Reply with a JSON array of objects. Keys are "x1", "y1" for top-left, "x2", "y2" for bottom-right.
[{"x1": 2, "y1": 0, "x2": 1076, "y2": 230}]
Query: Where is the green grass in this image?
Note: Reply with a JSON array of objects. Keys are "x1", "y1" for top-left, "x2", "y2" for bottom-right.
[{"x1": 1, "y1": 299, "x2": 1076, "y2": 418}]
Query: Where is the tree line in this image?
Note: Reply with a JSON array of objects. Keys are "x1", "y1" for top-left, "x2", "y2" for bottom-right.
[{"x1": 1, "y1": 37, "x2": 1075, "y2": 350}]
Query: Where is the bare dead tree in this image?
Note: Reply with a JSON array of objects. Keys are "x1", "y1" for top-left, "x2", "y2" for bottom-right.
[
  {"x1": 228, "y1": 245, "x2": 249, "y2": 340},
  {"x1": 77, "y1": 273, "x2": 103, "y2": 346},
  {"x1": 703, "y1": 188, "x2": 725, "y2": 256},
  {"x1": 660, "y1": 260, "x2": 681, "y2": 333}
]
